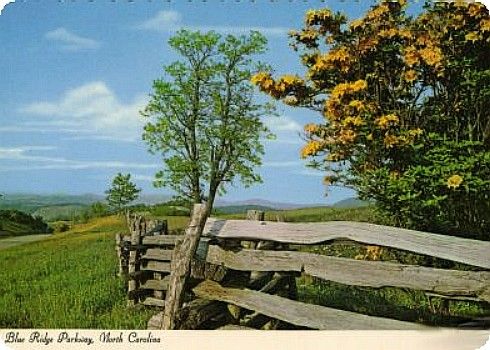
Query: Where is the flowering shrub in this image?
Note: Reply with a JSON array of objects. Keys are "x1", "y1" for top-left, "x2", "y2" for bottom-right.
[{"x1": 252, "y1": 1, "x2": 490, "y2": 237}]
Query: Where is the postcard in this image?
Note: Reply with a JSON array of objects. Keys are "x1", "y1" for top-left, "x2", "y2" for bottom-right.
[{"x1": 1, "y1": 0, "x2": 489, "y2": 349}]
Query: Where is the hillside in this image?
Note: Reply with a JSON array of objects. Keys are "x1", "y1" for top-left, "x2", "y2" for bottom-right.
[
  {"x1": 0, "y1": 210, "x2": 52, "y2": 237},
  {"x1": 213, "y1": 204, "x2": 275, "y2": 215},
  {"x1": 33, "y1": 204, "x2": 87, "y2": 222},
  {"x1": 332, "y1": 198, "x2": 371, "y2": 208},
  {"x1": 0, "y1": 193, "x2": 100, "y2": 213}
]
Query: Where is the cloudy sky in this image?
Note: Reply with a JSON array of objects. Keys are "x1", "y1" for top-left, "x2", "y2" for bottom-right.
[{"x1": 0, "y1": 0, "x2": 425, "y2": 204}]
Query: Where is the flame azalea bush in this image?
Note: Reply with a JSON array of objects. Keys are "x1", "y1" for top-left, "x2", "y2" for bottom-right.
[{"x1": 253, "y1": 1, "x2": 490, "y2": 238}]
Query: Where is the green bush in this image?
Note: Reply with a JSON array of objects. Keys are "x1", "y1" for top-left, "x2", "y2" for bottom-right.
[
  {"x1": 359, "y1": 136, "x2": 490, "y2": 239},
  {"x1": 51, "y1": 222, "x2": 70, "y2": 233}
]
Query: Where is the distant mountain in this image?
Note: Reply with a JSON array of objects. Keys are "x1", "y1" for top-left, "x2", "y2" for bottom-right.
[
  {"x1": 134, "y1": 194, "x2": 172, "y2": 205},
  {"x1": 215, "y1": 198, "x2": 326, "y2": 210},
  {"x1": 33, "y1": 205, "x2": 87, "y2": 222},
  {"x1": 332, "y1": 197, "x2": 371, "y2": 208},
  {"x1": 0, "y1": 193, "x2": 103, "y2": 213}
]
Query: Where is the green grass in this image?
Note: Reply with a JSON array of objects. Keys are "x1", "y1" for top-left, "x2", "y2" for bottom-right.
[
  {"x1": 0, "y1": 215, "x2": 188, "y2": 329},
  {"x1": 218, "y1": 205, "x2": 385, "y2": 224}
]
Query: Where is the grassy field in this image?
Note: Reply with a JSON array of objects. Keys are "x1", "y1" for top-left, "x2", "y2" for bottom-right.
[
  {"x1": 218, "y1": 205, "x2": 385, "y2": 224},
  {"x1": 1, "y1": 206, "x2": 487, "y2": 328},
  {"x1": 0, "y1": 215, "x2": 188, "y2": 329}
]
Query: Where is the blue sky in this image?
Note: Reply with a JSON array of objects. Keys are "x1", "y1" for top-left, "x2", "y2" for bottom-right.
[{"x1": 0, "y1": 0, "x2": 424, "y2": 204}]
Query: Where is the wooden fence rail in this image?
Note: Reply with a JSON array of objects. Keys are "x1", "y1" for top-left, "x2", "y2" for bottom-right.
[
  {"x1": 115, "y1": 214, "x2": 179, "y2": 308},
  {"x1": 117, "y1": 207, "x2": 490, "y2": 330}
]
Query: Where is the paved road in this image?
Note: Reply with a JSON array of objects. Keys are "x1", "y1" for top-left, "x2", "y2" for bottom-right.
[{"x1": 0, "y1": 234, "x2": 53, "y2": 251}]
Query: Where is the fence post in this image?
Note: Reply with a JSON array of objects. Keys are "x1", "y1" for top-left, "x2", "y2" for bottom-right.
[
  {"x1": 162, "y1": 203, "x2": 208, "y2": 330},
  {"x1": 150, "y1": 219, "x2": 167, "y2": 301},
  {"x1": 128, "y1": 215, "x2": 143, "y2": 306},
  {"x1": 115, "y1": 233, "x2": 123, "y2": 277}
]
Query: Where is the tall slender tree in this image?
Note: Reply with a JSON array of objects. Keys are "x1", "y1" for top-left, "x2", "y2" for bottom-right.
[{"x1": 141, "y1": 30, "x2": 276, "y2": 214}]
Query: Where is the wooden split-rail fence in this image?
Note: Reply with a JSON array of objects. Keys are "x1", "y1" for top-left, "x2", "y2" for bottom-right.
[{"x1": 116, "y1": 205, "x2": 490, "y2": 330}]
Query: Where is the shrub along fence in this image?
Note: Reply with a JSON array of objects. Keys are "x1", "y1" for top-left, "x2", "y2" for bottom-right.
[{"x1": 117, "y1": 206, "x2": 490, "y2": 330}]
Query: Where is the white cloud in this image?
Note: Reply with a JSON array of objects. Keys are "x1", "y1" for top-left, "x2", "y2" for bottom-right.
[
  {"x1": 263, "y1": 115, "x2": 304, "y2": 145},
  {"x1": 0, "y1": 146, "x2": 158, "y2": 171},
  {"x1": 135, "y1": 10, "x2": 182, "y2": 31},
  {"x1": 135, "y1": 10, "x2": 289, "y2": 37},
  {"x1": 20, "y1": 81, "x2": 147, "y2": 141},
  {"x1": 263, "y1": 160, "x2": 301, "y2": 168},
  {"x1": 264, "y1": 115, "x2": 302, "y2": 133},
  {"x1": 0, "y1": 0, "x2": 14, "y2": 15},
  {"x1": 45, "y1": 27, "x2": 100, "y2": 51},
  {"x1": 131, "y1": 174, "x2": 156, "y2": 182}
]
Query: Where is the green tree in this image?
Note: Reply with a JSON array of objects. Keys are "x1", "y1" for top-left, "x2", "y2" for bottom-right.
[
  {"x1": 105, "y1": 173, "x2": 141, "y2": 213},
  {"x1": 141, "y1": 30, "x2": 275, "y2": 214}
]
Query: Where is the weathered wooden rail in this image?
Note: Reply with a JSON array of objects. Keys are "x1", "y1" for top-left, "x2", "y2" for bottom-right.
[
  {"x1": 116, "y1": 214, "x2": 180, "y2": 308},
  {"x1": 118, "y1": 207, "x2": 490, "y2": 330}
]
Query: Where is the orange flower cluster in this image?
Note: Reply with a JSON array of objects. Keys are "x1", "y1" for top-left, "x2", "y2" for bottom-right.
[
  {"x1": 304, "y1": 123, "x2": 320, "y2": 134},
  {"x1": 251, "y1": 73, "x2": 304, "y2": 99},
  {"x1": 324, "y1": 80, "x2": 368, "y2": 122},
  {"x1": 305, "y1": 9, "x2": 333, "y2": 26},
  {"x1": 311, "y1": 46, "x2": 352, "y2": 74},
  {"x1": 301, "y1": 140, "x2": 323, "y2": 158},
  {"x1": 375, "y1": 114, "x2": 399, "y2": 129}
]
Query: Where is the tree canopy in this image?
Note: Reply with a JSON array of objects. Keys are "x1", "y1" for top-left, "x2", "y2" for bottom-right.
[
  {"x1": 142, "y1": 30, "x2": 276, "y2": 212},
  {"x1": 252, "y1": 1, "x2": 490, "y2": 237},
  {"x1": 105, "y1": 173, "x2": 141, "y2": 212}
]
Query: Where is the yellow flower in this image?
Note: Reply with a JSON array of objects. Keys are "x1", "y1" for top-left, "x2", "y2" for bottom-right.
[
  {"x1": 366, "y1": 4, "x2": 390, "y2": 21},
  {"x1": 251, "y1": 72, "x2": 275, "y2": 91},
  {"x1": 251, "y1": 72, "x2": 270, "y2": 85},
  {"x1": 404, "y1": 70, "x2": 418, "y2": 83},
  {"x1": 465, "y1": 32, "x2": 481, "y2": 43},
  {"x1": 331, "y1": 81, "x2": 368, "y2": 106},
  {"x1": 366, "y1": 133, "x2": 373, "y2": 141},
  {"x1": 348, "y1": 99, "x2": 366, "y2": 111},
  {"x1": 481, "y1": 19, "x2": 490, "y2": 32},
  {"x1": 404, "y1": 46, "x2": 420, "y2": 67},
  {"x1": 398, "y1": 29, "x2": 412, "y2": 40},
  {"x1": 447, "y1": 174, "x2": 463, "y2": 189},
  {"x1": 376, "y1": 114, "x2": 400, "y2": 129},
  {"x1": 305, "y1": 9, "x2": 332, "y2": 26},
  {"x1": 301, "y1": 140, "x2": 323, "y2": 158},
  {"x1": 352, "y1": 79, "x2": 368, "y2": 91},
  {"x1": 384, "y1": 134, "x2": 399, "y2": 148},
  {"x1": 420, "y1": 46, "x2": 443, "y2": 67},
  {"x1": 350, "y1": 19, "x2": 364, "y2": 30},
  {"x1": 468, "y1": 3, "x2": 485, "y2": 18},
  {"x1": 339, "y1": 129, "x2": 357, "y2": 144},
  {"x1": 379, "y1": 28, "x2": 398, "y2": 39},
  {"x1": 343, "y1": 116, "x2": 364, "y2": 127},
  {"x1": 408, "y1": 128, "x2": 423, "y2": 137},
  {"x1": 304, "y1": 123, "x2": 319, "y2": 134},
  {"x1": 299, "y1": 29, "x2": 318, "y2": 41}
]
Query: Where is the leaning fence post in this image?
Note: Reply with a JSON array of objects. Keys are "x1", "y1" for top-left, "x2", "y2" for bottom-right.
[
  {"x1": 162, "y1": 203, "x2": 208, "y2": 330},
  {"x1": 115, "y1": 233, "x2": 123, "y2": 277},
  {"x1": 128, "y1": 216, "x2": 143, "y2": 306}
]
